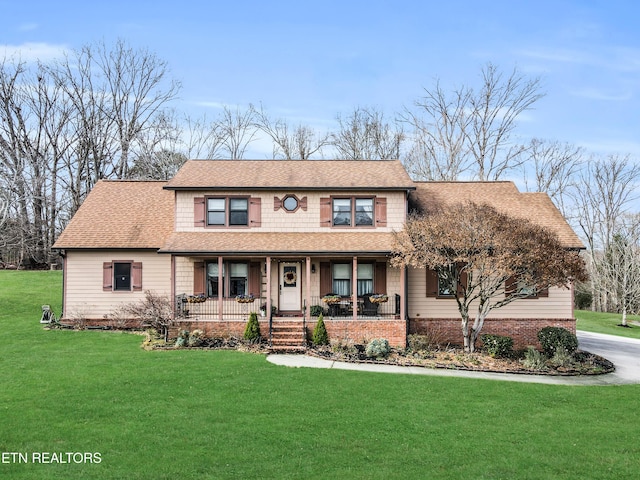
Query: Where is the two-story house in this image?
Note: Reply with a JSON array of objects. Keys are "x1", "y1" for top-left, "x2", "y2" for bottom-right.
[{"x1": 53, "y1": 159, "x2": 584, "y2": 350}]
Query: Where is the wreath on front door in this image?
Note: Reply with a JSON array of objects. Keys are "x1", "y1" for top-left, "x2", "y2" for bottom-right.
[{"x1": 284, "y1": 271, "x2": 297, "y2": 285}]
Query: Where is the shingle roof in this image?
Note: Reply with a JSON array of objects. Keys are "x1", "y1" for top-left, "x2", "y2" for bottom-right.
[
  {"x1": 410, "y1": 181, "x2": 584, "y2": 249},
  {"x1": 159, "y1": 231, "x2": 395, "y2": 255},
  {"x1": 53, "y1": 181, "x2": 174, "y2": 249},
  {"x1": 164, "y1": 159, "x2": 415, "y2": 190}
]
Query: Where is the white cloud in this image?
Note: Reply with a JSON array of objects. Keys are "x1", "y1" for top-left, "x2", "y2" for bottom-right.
[{"x1": 1, "y1": 42, "x2": 69, "y2": 63}]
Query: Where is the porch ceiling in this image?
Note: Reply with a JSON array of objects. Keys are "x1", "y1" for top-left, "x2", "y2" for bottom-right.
[{"x1": 158, "y1": 231, "x2": 395, "y2": 255}]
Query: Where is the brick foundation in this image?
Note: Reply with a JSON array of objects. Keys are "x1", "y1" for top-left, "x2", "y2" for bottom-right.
[
  {"x1": 169, "y1": 320, "x2": 270, "y2": 339},
  {"x1": 409, "y1": 317, "x2": 576, "y2": 350},
  {"x1": 318, "y1": 319, "x2": 407, "y2": 347}
]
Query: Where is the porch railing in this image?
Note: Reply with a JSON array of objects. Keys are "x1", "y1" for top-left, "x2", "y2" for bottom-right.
[
  {"x1": 175, "y1": 293, "x2": 401, "y2": 321},
  {"x1": 175, "y1": 294, "x2": 265, "y2": 321},
  {"x1": 308, "y1": 294, "x2": 401, "y2": 319}
]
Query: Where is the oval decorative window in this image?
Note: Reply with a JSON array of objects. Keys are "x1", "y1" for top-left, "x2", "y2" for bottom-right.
[{"x1": 283, "y1": 195, "x2": 299, "y2": 212}]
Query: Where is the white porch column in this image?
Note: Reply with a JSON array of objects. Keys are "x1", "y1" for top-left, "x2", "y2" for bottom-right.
[
  {"x1": 218, "y1": 256, "x2": 224, "y2": 321},
  {"x1": 306, "y1": 256, "x2": 312, "y2": 320},
  {"x1": 352, "y1": 256, "x2": 358, "y2": 321},
  {"x1": 266, "y1": 257, "x2": 272, "y2": 318}
]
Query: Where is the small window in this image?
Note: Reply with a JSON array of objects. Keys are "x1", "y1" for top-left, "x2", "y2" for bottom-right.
[
  {"x1": 357, "y1": 264, "x2": 374, "y2": 295},
  {"x1": 437, "y1": 265, "x2": 455, "y2": 297},
  {"x1": 207, "y1": 198, "x2": 226, "y2": 226},
  {"x1": 333, "y1": 199, "x2": 351, "y2": 226},
  {"x1": 229, "y1": 198, "x2": 248, "y2": 226},
  {"x1": 332, "y1": 263, "x2": 351, "y2": 296},
  {"x1": 355, "y1": 199, "x2": 373, "y2": 226},
  {"x1": 114, "y1": 262, "x2": 131, "y2": 291},
  {"x1": 207, "y1": 262, "x2": 225, "y2": 297},
  {"x1": 229, "y1": 263, "x2": 248, "y2": 296},
  {"x1": 283, "y1": 196, "x2": 298, "y2": 212}
]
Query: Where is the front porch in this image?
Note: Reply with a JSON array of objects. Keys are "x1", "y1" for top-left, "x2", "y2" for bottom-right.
[{"x1": 172, "y1": 253, "x2": 407, "y2": 348}]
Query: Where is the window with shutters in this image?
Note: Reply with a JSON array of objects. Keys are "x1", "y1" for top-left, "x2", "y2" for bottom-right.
[
  {"x1": 505, "y1": 275, "x2": 548, "y2": 299},
  {"x1": 201, "y1": 261, "x2": 260, "y2": 298},
  {"x1": 103, "y1": 261, "x2": 142, "y2": 292},
  {"x1": 425, "y1": 264, "x2": 467, "y2": 298},
  {"x1": 328, "y1": 196, "x2": 382, "y2": 227},
  {"x1": 194, "y1": 196, "x2": 261, "y2": 228}
]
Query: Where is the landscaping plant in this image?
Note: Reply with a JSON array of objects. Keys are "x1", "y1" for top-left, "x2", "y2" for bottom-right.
[
  {"x1": 312, "y1": 314, "x2": 329, "y2": 346},
  {"x1": 243, "y1": 311, "x2": 261, "y2": 342}
]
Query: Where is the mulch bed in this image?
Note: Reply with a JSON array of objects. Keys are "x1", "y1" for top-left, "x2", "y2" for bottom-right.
[{"x1": 307, "y1": 346, "x2": 615, "y2": 376}]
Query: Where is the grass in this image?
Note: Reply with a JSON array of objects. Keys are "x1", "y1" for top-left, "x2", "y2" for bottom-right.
[
  {"x1": 576, "y1": 309, "x2": 640, "y2": 339},
  {"x1": 1, "y1": 271, "x2": 639, "y2": 479}
]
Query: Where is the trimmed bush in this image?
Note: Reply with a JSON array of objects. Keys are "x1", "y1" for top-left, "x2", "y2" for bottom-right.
[
  {"x1": 243, "y1": 312, "x2": 261, "y2": 343},
  {"x1": 481, "y1": 334, "x2": 514, "y2": 358},
  {"x1": 537, "y1": 326, "x2": 578, "y2": 357},
  {"x1": 312, "y1": 314, "x2": 329, "y2": 346},
  {"x1": 310, "y1": 305, "x2": 324, "y2": 317},
  {"x1": 365, "y1": 338, "x2": 391, "y2": 359}
]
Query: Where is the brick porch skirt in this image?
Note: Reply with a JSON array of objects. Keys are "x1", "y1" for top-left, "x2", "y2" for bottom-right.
[
  {"x1": 319, "y1": 319, "x2": 407, "y2": 348},
  {"x1": 409, "y1": 317, "x2": 576, "y2": 350}
]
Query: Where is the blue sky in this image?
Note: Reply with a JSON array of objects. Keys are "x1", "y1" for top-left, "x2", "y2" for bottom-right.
[{"x1": 2, "y1": 0, "x2": 640, "y2": 158}]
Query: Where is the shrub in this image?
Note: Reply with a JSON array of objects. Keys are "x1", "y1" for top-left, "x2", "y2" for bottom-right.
[
  {"x1": 549, "y1": 344, "x2": 574, "y2": 368},
  {"x1": 537, "y1": 326, "x2": 578, "y2": 357},
  {"x1": 481, "y1": 334, "x2": 514, "y2": 358},
  {"x1": 312, "y1": 314, "x2": 329, "y2": 346},
  {"x1": 175, "y1": 330, "x2": 189, "y2": 348},
  {"x1": 365, "y1": 338, "x2": 391, "y2": 359},
  {"x1": 310, "y1": 305, "x2": 324, "y2": 317},
  {"x1": 187, "y1": 329, "x2": 205, "y2": 347},
  {"x1": 521, "y1": 346, "x2": 548, "y2": 371},
  {"x1": 117, "y1": 291, "x2": 173, "y2": 341},
  {"x1": 408, "y1": 334, "x2": 431, "y2": 353},
  {"x1": 243, "y1": 312, "x2": 261, "y2": 343}
]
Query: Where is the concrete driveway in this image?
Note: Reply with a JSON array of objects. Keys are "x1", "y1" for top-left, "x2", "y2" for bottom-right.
[
  {"x1": 576, "y1": 331, "x2": 640, "y2": 385},
  {"x1": 268, "y1": 331, "x2": 640, "y2": 386}
]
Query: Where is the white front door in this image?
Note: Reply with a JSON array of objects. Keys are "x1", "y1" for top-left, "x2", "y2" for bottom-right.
[{"x1": 279, "y1": 262, "x2": 301, "y2": 311}]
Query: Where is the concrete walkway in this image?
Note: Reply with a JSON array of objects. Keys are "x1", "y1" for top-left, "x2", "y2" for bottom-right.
[{"x1": 266, "y1": 331, "x2": 640, "y2": 386}]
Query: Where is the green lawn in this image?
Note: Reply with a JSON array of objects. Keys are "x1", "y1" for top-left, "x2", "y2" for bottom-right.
[
  {"x1": 576, "y1": 309, "x2": 640, "y2": 339},
  {"x1": 1, "y1": 271, "x2": 639, "y2": 479}
]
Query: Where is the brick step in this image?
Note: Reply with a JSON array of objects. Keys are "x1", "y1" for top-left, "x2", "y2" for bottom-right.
[{"x1": 270, "y1": 322, "x2": 307, "y2": 350}]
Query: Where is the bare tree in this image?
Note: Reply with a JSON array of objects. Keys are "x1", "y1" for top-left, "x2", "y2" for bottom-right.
[
  {"x1": 522, "y1": 138, "x2": 584, "y2": 216},
  {"x1": 572, "y1": 154, "x2": 640, "y2": 312},
  {"x1": 402, "y1": 80, "x2": 472, "y2": 180},
  {"x1": 392, "y1": 202, "x2": 587, "y2": 352},
  {"x1": 0, "y1": 40, "x2": 180, "y2": 265},
  {"x1": 216, "y1": 105, "x2": 259, "y2": 159},
  {"x1": 96, "y1": 39, "x2": 181, "y2": 178},
  {"x1": 600, "y1": 215, "x2": 640, "y2": 326},
  {"x1": 467, "y1": 63, "x2": 544, "y2": 180},
  {"x1": 254, "y1": 105, "x2": 329, "y2": 159},
  {"x1": 331, "y1": 106, "x2": 404, "y2": 160},
  {"x1": 404, "y1": 63, "x2": 544, "y2": 180}
]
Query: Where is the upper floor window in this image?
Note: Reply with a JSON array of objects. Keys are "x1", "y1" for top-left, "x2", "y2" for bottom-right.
[
  {"x1": 332, "y1": 197, "x2": 374, "y2": 227},
  {"x1": 206, "y1": 197, "x2": 248, "y2": 227}
]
